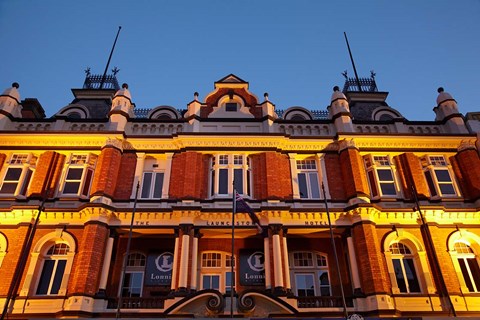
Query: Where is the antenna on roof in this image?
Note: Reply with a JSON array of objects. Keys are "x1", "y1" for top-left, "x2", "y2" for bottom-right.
[
  {"x1": 343, "y1": 32, "x2": 362, "y2": 92},
  {"x1": 100, "y1": 26, "x2": 122, "y2": 89}
]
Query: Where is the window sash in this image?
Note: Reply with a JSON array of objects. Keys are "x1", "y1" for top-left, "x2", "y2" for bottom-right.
[
  {"x1": 458, "y1": 257, "x2": 480, "y2": 292},
  {"x1": 202, "y1": 275, "x2": 220, "y2": 290},
  {"x1": 212, "y1": 155, "x2": 250, "y2": 196},
  {"x1": 122, "y1": 272, "x2": 144, "y2": 297},
  {"x1": 298, "y1": 172, "x2": 320, "y2": 199},
  {"x1": 141, "y1": 172, "x2": 164, "y2": 199},
  {"x1": 295, "y1": 274, "x2": 316, "y2": 297},
  {"x1": 392, "y1": 258, "x2": 420, "y2": 293},
  {"x1": 36, "y1": 259, "x2": 67, "y2": 295}
]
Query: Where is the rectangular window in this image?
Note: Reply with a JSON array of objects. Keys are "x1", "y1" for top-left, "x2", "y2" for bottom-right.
[
  {"x1": 36, "y1": 259, "x2": 67, "y2": 295},
  {"x1": 61, "y1": 154, "x2": 97, "y2": 197},
  {"x1": 122, "y1": 272, "x2": 144, "y2": 297},
  {"x1": 225, "y1": 103, "x2": 237, "y2": 112},
  {"x1": 211, "y1": 154, "x2": 250, "y2": 197},
  {"x1": 0, "y1": 153, "x2": 35, "y2": 196},
  {"x1": 422, "y1": 155, "x2": 458, "y2": 197},
  {"x1": 141, "y1": 172, "x2": 164, "y2": 199},
  {"x1": 295, "y1": 274, "x2": 315, "y2": 297},
  {"x1": 202, "y1": 275, "x2": 220, "y2": 290},
  {"x1": 364, "y1": 155, "x2": 397, "y2": 198},
  {"x1": 225, "y1": 271, "x2": 235, "y2": 293},
  {"x1": 296, "y1": 159, "x2": 320, "y2": 199}
]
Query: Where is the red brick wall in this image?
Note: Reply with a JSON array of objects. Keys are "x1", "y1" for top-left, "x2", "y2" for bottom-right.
[
  {"x1": 353, "y1": 222, "x2": 390, "y2": 295},
  {"x1": 90, "y1": 146, "x2": 122, "y2": 198},
  {"x1": 28, "y1": 151, "x2": 66, "y2": 198},
  {"x1": 0, "y1": 153, "x2": 6, "y2": 172},
  {"x1": 251, "y1": 152, "x2": 293, "y2": 200},
  {"x1": 113, "y1": 152, "x2": 137, "y2": 200},
  {"x1": 427, "y1": 226, "x2": 462, "y2": 295},
  {"x1": 68, "y1": 222, "x2": 108, "y2": 295},
  {"x1": 324, "y1": 153, "x2": 346, "y2": 200},
  {"x1": 0, "y1": 226, "x2": 30, "y2": 295},
  {"x1": 394, "y1": 153, "x2": 430, "y2": 200},
  {"x1": 339, "y1": 148, "x2": 370, "y2": 200},
  {"x1": 169, "y1": 152, "x2": 209, "y2": 199},
  {"x1": 453, "y1": 149, "x2": 480, "y2": 200}
]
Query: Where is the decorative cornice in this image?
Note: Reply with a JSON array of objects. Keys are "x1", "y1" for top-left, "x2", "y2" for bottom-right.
[{"x1": 457, "y1": 139, "x2": 477, "y2": 152}]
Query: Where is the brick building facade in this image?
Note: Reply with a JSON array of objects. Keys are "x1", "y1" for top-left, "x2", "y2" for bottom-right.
[{"x1": 0, "y1": 73, "x2": 479, "y2": 318}]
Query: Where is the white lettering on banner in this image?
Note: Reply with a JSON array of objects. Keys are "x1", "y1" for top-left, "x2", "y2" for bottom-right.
[
  {"x1": 150, "y1": 274, "x2": 172, "y2": 280},
  {"x1": 155, "y1": 253, "x2": 173, "y2": 272},
  {"x1": 247, "y1": 252, "x2": 265, "y2": 272},
  {"x1": 244, "y1": 273, "x2": 265, "y2": 280}
]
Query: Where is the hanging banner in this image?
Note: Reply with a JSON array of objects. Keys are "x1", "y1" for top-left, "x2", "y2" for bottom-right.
[
  {"x1": 145, "y1": 252, "x2": 174, "y2": 286},
  {"x1": 239, "y1": 249, "x2": 265, "y2": 286}
]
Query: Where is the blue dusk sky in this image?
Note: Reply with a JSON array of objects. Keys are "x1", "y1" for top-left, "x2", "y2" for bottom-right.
[{"x1": 1, "y1": 1, "x2": 479, "y2": 120}]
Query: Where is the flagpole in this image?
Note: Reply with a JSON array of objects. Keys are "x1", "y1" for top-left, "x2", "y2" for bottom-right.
[
  {"x1": 321, "y1": 183, "x2": 348, "y2": 320},
  {"x1": 230, "y1": 182, "x2": 236, "y2": 318},
  {"x1": 116, "y1": 182, "x2": 140, "y2": 319},
  {"x1": 411, "y1": 184, "x2": 457, "y2": 317}
]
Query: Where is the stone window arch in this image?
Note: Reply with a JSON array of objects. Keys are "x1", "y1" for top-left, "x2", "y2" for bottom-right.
[
  {"x1": 383, "y1": 230, "x2": 435, "y2": 294},
  {"x1": 0, "y1": 232, "x2": 7, "y2": 267},
  {"x1": 20, "y1": 230, "x2": 76, "y2": 296},
  {"x1": 448, "y1": 230, "x2": 480, "y2": 293}
]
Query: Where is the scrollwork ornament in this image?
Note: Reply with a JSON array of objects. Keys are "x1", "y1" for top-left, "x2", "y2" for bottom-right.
[
  {"x1": 348, "y1": 314, "x2": 364, "y2": 320},
  {"x1": 205, "y1": 290, "x2": 224, "y2": 314},
  {"x1": 237, "y1": 292, "x2": 255, "y2": 313}
]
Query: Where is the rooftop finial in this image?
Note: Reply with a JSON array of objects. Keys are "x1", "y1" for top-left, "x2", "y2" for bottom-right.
[
  {"x1": 370, "y1": 70, "x2": 376, "y2": 80},
  {"x1": 341, "y1": 70, "x2": 348, "y2": 79},
  {"x1": 438, "y1": 87, "x2": 444, "y2": 93},
  {"x1": 122, "y1": 83, "x2": 128, "y2": 89},
  {"x1": 264, "y1": 92, "x2": 269, "y2": 101},
  {"x1": 84, "y1": 67, "x2": 91, "y2": 77},
  {"x1": 12, "y1": 82, "x2": 19, "y2": 89},
  {"x1": 333, "y1": 86, "x2": 340, "y2": 92},
  {"x1": 194, "y1": 92, "x2": 199, "y2": 100},
  {"x1": 112, "y1": 67, "x2": 120, "y2": 76}
]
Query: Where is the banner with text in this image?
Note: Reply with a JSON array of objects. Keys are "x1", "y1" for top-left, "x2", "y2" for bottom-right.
[
  {"x1": 145, "y1": 252, "x2": 174, "y2": 286},
  {"x1": 239, "y1": 249, "x2": 265, "y2": 286}
]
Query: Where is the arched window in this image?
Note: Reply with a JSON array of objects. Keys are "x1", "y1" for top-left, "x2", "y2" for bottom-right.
[
  {"x1": 448, "y1": 231, "x2": 480, "y2": 294},
  {"x1": 383, "y1": 230, "x2": 435, "y2": 295},
  {"x1": 199, "y1": 251, "x2": 235, "y2": 293},
  {"x1": 389, "y1": 242, "x2": 420, "y2": 293},
  {"x1": 289, "y1": 251, "x2": 331, "y2": 297},
  {"x1": 20, "y1": 230, "x2": 76, "y2": 297},
  {"x1": 121, "y1": 253, "x2": 146, "y2": 297},
  {"x1": 36, "y1": 243, "x2": 70, "y2": 295},
  {"x1": 453, "y1": 242, "x2": 480, "y2": 292}
]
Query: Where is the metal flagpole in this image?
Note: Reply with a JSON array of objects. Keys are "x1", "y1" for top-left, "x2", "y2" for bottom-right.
[
  {"x1": 100, "y1": 26, "x2": 122, "y2": 89},
  {"x1": 321, "y1": 183, "x2": 348, "y2": 320},
  {"x1": 344, "y1": 32, "x2": 362, "y2": 92},
  {"x1": 411, "y1": 185, "x2": 457, "y2": 317},
  {"x1": 1, "y1": 198, "x2": 46, "y2": 320},
  {"x1": 230, "y1": 182, "x2": 236, "y2": 318},
  {"x1": 116, "y1": 182, "x2": 140, "y2": 319}
]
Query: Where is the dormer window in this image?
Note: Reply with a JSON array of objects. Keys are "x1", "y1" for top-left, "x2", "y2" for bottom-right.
[{"x1": 225, "y1": 103, "x2": 238, "y2": 112}]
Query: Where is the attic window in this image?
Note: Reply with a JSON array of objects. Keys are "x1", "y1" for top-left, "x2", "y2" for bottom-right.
[
  {"x1": 67, "y1": 112, "x2": 82, "y2": 119},
  {"x1": 225, "y1": 103, "x2": 237, "y2": 112}
]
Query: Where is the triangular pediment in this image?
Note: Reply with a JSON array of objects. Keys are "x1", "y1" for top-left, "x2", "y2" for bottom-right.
[{"x1": 216, "y1": 74, "x2": 248, "y2": 84}]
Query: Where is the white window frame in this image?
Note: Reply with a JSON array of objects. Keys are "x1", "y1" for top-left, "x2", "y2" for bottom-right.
[
  {"x1": 120, "y1": 252, "x2": 146, "y2": 298},
  {"x1": 388, "y1": 242, "x2": 421, "y2": 294},
  {"x1": 363, "y1": 155, "x2": 399, "y2": 198},
  {"x1": 0, "y1": 153, "x2": 36, "y2": 198},
  {"x1": 421, "y1": 155, "x2": 459, "y2": 198},
  {"x1": 140, "y1": 171, "x2": 164, "y2": 199},
  {"x1": 210, "y1": 154, "x2": 251, "y2": 197},
  {"x1": 35, "y1": 243, "x2": 70, "y2": 295},
  {"x1": 452, "y1": 241, "x2": 480, "y2": 293},
  {"x1": 59, "y1": 153, "x2": 97, "y2": 197},
  {"x1": 296, "y1": 159, "x2": 320, "y2": 199},
  {"x1": 290, "y1": 251, "x2": 331, "y2": 297},
  {"x1": 199, "y1": 251, "x2": 236, "y2": 293}
]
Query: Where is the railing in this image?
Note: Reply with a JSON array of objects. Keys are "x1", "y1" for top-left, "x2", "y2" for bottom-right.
[
  {"x1": 297, "y1": 296, "x2": 354, "y2": 308},
  {"x1": 107, "y1": 297, "x2": 167, "y2": 309},
  {"x1": 343, "y1": 77, "x2": 378, "y2": 92},
  {"x1": 83, "y1": 74, "x2": 120, "y2": 90}
]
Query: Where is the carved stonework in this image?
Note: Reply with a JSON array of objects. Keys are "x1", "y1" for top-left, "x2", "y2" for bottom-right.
[
  {"x1": 338, "y1": 138, "x2": 356, "y2": 152},
  {"x1": 458, "y1": 139, "x2": 477, "y2": 152},
  {"x1": 105, "y1": 137, "x2": 123, "y2": 151}
]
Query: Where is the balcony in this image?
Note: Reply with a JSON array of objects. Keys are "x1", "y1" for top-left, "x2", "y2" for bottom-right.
[{"x1": 297, "y1": 296, "x2": 354, "y2": 308}]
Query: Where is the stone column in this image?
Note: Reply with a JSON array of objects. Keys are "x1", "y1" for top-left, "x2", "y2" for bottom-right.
[
  {"x1": 346, "y1": 231, "x2": 361, "y2": 294},
  {"x1": 170, "y1": 229, "x2": 180, "y2": 291},
  {"x1": 281, "y1": 228, "x2": 291, "y2": 293},
  {"x1": 263, "y1": 230, "x2": 272, "y2": 290},
  {"x1": 98, "y1": 231, "x2": 115, "y2": 293},
  {"x1": 189, "y1": 230, "x2": 201, "y2": 291},
  {"x1": 271, "y1": 225, "x2": 285, "y2": 295},
  {"x1": 178, "y1": 224, "x2": 192, "y2": 293}
]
